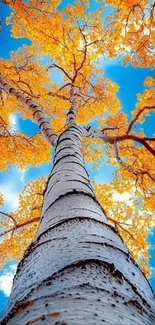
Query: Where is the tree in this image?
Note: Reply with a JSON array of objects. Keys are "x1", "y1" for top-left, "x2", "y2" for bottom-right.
[{"x1": 0, "y1": 0, "x2": 155, "y2": 323}]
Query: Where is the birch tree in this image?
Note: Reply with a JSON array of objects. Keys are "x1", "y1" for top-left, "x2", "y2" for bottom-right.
[{"x1": 0, "y1": 0, "x2": 155, "y2": 324}]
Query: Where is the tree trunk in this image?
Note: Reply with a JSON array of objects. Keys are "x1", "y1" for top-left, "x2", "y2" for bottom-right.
[{"x1": 1, "y1": 126, "x2": 155, "y2": 325}]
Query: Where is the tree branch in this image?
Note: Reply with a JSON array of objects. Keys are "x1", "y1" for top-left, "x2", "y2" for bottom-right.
[
  {"x1": 107, "y1": 216, "x2": 139, "y2": 243},
  {"x1": 75, "y1": 26, "x2": 87, "y2": 75},
  {"x1": 127, "y1": 105, "x2": 155, "y2": 134},
  {"x1": 48, "y1": 91, "x2": 69, "y2": 101},
  {"x1": 82, "y1": 126, "x2": 155, "y2": 156},
  {"x1": 0, "y1": 75, "x2": 58, "y2": 146},
  {"x1": 48, "y1": 63, "x2": 72, "y2": 81},
  {"x1": 115, "y1": 135, "x2": 155, "y2": 157},
  {"x1": 113, "y1": 141, "x2": 138, "y2": 176},
  {"x1": 116, "y1": 223, "x2": 138, "y2": 243},
  {"x1": 0, "y1": 217, "x2": 40, "y2": 238},
  {"x1": 66, "y1": 86, "x2": 78, "y2": 127},
  {"x1": 0, "y1": 211, "x2": 17, "y2": 228}
]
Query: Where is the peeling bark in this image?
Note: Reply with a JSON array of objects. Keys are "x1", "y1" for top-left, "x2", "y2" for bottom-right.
[{"x1": 1, "y1": 126, "x2": 155, "y2": 325}]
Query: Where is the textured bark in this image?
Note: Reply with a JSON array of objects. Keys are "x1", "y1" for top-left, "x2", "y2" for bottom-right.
[
  {"x1": 1, "y1": 126, "x2": 155, "y2": 325},
  {"x1": 0, "y1": 75, "x2": 57, "y2": 146},
  {"x1": 66, "y1": 87, "x2": 78, "y2": 128}
]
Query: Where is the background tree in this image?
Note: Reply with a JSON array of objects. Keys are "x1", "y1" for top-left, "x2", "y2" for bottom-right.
[{"x1": 0, "y1": 0, "x2": 155, "y2": 324}]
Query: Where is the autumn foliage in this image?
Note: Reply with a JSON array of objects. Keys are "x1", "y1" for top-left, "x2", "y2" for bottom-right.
[{"x1": 0, "y1": 0, "x2": 155, "y2": 278}]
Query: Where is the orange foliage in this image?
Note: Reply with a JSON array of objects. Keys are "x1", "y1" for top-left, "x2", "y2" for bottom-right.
[
  {"x1": 0, "y1": 178, "x2": 46, "y2": 267},
  {"x1": 0, "y1": 0, "x2": 154, "y2": 278}
]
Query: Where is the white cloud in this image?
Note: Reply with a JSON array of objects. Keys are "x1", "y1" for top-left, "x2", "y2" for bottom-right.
[
  {"x1": 0, "y1": 264, "x2": 17, "y2": 296},
  {"x1": 0, "y1": 167, "x2": 27, "y2": 213},
  {"x1": 9, "y1": 114, "x2": 18, "y2": 133},
  {"x1": 9, "y1": 265, "x2": 17, "y2": 272},
  {"x1": 113, "y1": 192, "x2": 132, "y2": 205},
  {"x1": 150, "y1": 266, "x2": 155, "y2": 277},
  {"x1": 0, "y1": 184, "x2": 19, "y2": 212},
  {"x1": 100, "y1": 56, "x2": 119, "y2": 70},
  {"x1": 19, "y1": 170, "x2": 26, "y2": 183},
  {"x1": 112, "y1": 191, "x2": 134, "y2": 225}
]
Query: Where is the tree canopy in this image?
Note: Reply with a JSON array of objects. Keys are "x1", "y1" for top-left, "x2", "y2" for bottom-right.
[{"x1": 0, "y1": 0, "x2": 155, "y2": 279}]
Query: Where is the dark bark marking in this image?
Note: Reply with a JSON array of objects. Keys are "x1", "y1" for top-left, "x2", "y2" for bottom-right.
[
  {"x1": 69, "y1": 125, "x2": 82, "y2": 135},
  {"x1": 57, "y1": 132, "x2": 81, "y2": 145},
  {"x1": 80, "y1": 240, "x2": 128, "y2": 262},
  {"x1": 56, "y1": 137, "x2": 73, "y2": 146},
  {"x1": 37, "y1": 117, "x2": 44, "y2": 123},
  {"x1": 32, "y1": 109, "x2": 42, "y2": 116},
  {"x1": 55, "y1": 145, "x2": 82, "y2": 157},
  {"x1": 25, "y1": 315, "x2": 44, "y2": 324},
  {"x1": 67, "y1": 109, "x2": 75, "y2": 116},
  {"x1": 53, "y1": 152, "x2": 83, "y2": 166},
  {"x1": 46, "y1": 178, "x2": 93, "y2": 197},
  {"x1": 50, "y1": 161, "x2": 90, "y2": 178},
  {"x1": 29, "y1": 237, "x2": 68, "y2": 252},
  {"x1": 48, "y1": 133, "x2": 55, "y2": 139},
  {"x1": 25, "y1": 98, "x2": 32, "y2": 104},
  {"x1": 14, "y1": 260, "x2": 155, "y2": 319},
  {"x1": 49, "y1": 171, "x2": 90, "y2": 185},
  {"x1": 39, "y1": 121, "x2": 50, "y2": 129},
  {"x1": 37, "y1": 216, "x2": 112, "y2": 242},
  {"x1": 43, "y1": 127, "x2": 52, "y2": 132},
  {"x1": 14, "y1": 217, "x2": 120, "y2": 280},
  {"x1": 48, "y1": 312, "x2": 60, "y2": 317},
  {"x1": 1, "y1": 283, "x2": 101, "y2": 324},
  {"x1": 0, "y1": 300, "x2": 34, "y2": 325},
  {"x1": 53, "y1": 153, "x2": 83, "y2": 166},
  {"x1": 43, "y1": 190, "x2": 109, "y2": 229},
  {"x1": 9, "y1": 87, "x2": 15, "y2": 93},
  {"x1": 46, "y1": 176, "x2": 87, "y2": 195}
]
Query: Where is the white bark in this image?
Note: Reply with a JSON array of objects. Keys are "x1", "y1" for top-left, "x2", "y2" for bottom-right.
[
  {"x1": 66, "y1": 87, "x2": 78, "y2": 128},
  {"x1": 113, "y1": 141, "x2": 138, "y2": 176},
  {"x1": 81, "y1": 125, "x2": 110, "y2": 142},
  {"x1": 1, "y1": 126, "x2": 155, "y2": 325},
  {"x1": 0, "y1": 75, "x2": 58, "y2": 146}
]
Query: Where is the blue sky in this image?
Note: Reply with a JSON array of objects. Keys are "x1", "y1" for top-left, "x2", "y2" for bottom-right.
[{"x1": 0, "y1": 0, "x2": 155, "y2": 315}]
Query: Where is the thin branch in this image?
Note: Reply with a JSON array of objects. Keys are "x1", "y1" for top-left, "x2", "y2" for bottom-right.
[
  {"x1": 127, "y1": 105, "x2": 155, "y2": 134},
  {"x1": 107, "y1": 216, "x2": 139, "y2": 243},
  {"x1": 82, "y1": 126, "x2": 155, "y2": 157},
  {"x1": 115, "y1": 135, "x2": 155, "y2": 157},
  {"x1": 58, "y1": 83, "x2": 71, "y2": 92},
  {"x1": 116, "y1": 223, "x2": 138, "y2": 243},
  {"x1": 0, "y1": 211, "x2": 17, "y2": 228},
  {"x1": 138, "y1": 171, "x2": 155, "y2": 182},
  {"x1": 0, "y1": 217, "x2": 40, "y2": 238},
  {"x1": 48, "y1": 91, "x2": 69, "y2": 101},
  {"x1": 75, "y1": 26, "x2": 87, "y2": 74},
  {"x1": 0, "y1": 211, "x2": 17, "y2": 238},
  {"x1": 102, "y1": 127, "x2": 120, "y2": 132},
  {"x1": 48, "y1": 83, "x2": 71, "y2": 100},
  {"x1": 48, "y1": 63, "x2": 72, "y2": 81},
  {"x1": 143, "y1": 137, "x2": 155, "y2": 141},
  {"x1": 107, "y1": 216, "x2": 132, "y2": 227},
  {"x1": 17, "y1": 80, "x2": 40, "y2": 99},
  {"x1": 113, "y1": 141, "x2": 138, "y2": 176}
]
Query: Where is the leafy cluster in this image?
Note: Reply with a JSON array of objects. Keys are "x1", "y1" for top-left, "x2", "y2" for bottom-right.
[{"x1": 0, "y1": 0, "x2": 154, "y2": 277}]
